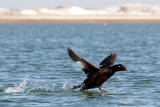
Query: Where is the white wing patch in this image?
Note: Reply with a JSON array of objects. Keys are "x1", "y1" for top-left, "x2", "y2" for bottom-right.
[{"x1": 76, "y1": 61, "x2": 85, "y2": 69}]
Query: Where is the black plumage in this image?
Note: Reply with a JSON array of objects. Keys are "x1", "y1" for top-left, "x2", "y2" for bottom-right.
[{"x1": 67, "y1": 48, "x2": 129, "y2": 92}]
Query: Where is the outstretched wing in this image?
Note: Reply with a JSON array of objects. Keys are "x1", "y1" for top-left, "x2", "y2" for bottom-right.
[
  {"x1": 99, "y1": 53, "x2": 117, "y2": 68},
  {"x1": 67, "y1": 48, "x2": 99, "y2": 74}
]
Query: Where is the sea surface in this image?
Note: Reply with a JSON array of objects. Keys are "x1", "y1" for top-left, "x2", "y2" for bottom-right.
[{"x1": 0, "y1": 23, "x2": 160, "y2": 107}]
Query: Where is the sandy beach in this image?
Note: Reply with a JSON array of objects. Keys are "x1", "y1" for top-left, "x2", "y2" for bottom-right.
[{"x1": 1, "y1": 16, "x2": 160, "y2": 23}]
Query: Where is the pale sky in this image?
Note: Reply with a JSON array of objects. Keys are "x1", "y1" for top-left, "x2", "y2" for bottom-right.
[{"x1": 0, "y1": 0, "x2": 160, "y2": 9}]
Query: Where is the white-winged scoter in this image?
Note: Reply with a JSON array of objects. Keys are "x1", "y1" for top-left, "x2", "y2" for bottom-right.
[{"x1": 67, "y1": 48, "x2": 129, "y2": 92}]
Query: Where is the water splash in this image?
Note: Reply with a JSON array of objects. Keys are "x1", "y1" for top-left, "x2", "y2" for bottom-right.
[
  {"x1": 4, "y1": 76, "x2": 28, "y2": 93},
  {"x1": 27, "y1": 83, "x2": 55, "y2": 93},
  {"x1": 61, "y1": 78, "x2": 73, "y2": 90},
  {"x1": 4, "y1": 78, "x2": 28, "y2": 93},
  {"x1": 3, "y1": 74, "x2": 74, "y2": 93}
]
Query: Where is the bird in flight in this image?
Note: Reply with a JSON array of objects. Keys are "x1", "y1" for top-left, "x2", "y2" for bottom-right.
[{"x1": 67, "y1": 48, "x2": 129, "y2": 92}]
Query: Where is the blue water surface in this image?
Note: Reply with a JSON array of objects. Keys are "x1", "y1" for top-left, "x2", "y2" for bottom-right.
[{"x1": 0, "y1": 23, "x2": 160, "y2": 107}]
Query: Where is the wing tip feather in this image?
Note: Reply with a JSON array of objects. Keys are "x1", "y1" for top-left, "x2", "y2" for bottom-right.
[
  {"x1": 67, "y1": 47, "x2": 71, "y2": 52},
  {"x1": 99, "y1": 52, "x2": 118, "y2": 67}
]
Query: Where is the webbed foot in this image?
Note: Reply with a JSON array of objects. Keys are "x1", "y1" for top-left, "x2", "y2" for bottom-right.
[
  {"x1": 72, "y1": 83, "x2": 84, "y2": 89},
  {"x1": 72, "y1": 85, "x2": 81, "y2": 89},
  {"x1": 99, "y1": 87, "x2": 110, "y2": 93}
]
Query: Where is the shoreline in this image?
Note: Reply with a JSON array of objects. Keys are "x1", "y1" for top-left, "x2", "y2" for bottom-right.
[
  {"x1": 1, "y1": 19, "x2": 160, "y2": 23},
  {"x1": 1, "y1": 16, "x2": 160, "y2": 23}
]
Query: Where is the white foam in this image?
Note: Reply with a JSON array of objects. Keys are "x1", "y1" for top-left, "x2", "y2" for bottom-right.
[{"x1": 4, "y1": 77, "x2": 28, "y2": 93}]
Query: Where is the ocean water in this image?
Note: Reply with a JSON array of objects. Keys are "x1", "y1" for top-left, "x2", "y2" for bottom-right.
[{"x1": 0, "y1": 23, "x2": 160, "y2": 107}]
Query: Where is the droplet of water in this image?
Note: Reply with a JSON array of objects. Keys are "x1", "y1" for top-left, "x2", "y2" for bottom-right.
[{"x1": 61, "y1": 78, "x2": 73, "y2": 90}]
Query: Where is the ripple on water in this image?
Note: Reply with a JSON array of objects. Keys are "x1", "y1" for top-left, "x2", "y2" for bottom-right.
[{"x1": 0, "y1": 23, "x2": 160, "y2": 106}]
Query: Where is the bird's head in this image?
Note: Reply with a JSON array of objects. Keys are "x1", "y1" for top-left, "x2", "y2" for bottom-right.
[{"x1": 111, "y1": 64, "x2": 129, "y2": 72}]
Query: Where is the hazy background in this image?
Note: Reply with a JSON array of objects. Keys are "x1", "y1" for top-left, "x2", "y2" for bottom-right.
[
  {"x1": 0, "y1": 0, "x2": 160, "y2": 8},
  {"x1": 0, "y1": 0, "x2": 160, "y2": 107}
]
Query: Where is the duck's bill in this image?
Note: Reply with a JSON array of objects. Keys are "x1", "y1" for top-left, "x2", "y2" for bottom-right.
[{"x1": 125, "y1": 68, "x2": 129, "y2": 71}]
